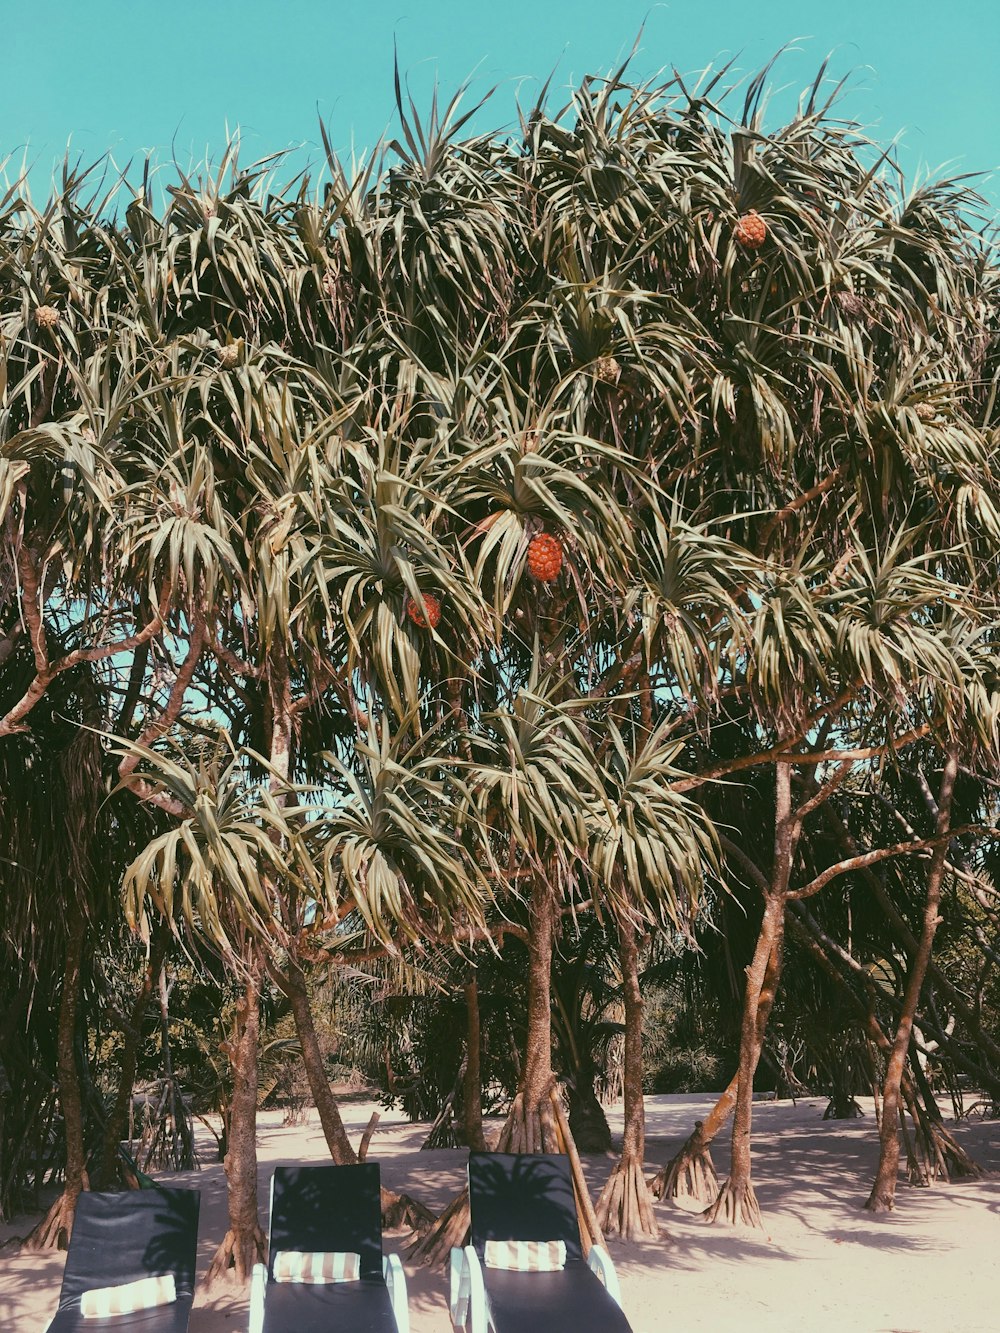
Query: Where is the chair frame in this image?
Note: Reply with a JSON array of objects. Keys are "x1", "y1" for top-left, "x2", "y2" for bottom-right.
[
  {"x1": 248, "y1": 1166, "x2": 409, "y2": 1333},
  {"x1": 448, "y1": 1154, "x2": 625, "y2": 1333},
  {"x1": 44, "y1": 1185, "x2": 200, "y2": 1333}
]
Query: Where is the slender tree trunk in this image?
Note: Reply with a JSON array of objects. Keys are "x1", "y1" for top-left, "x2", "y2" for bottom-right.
[
  {"x1": 865, "y1": 749, "x2": 959, "y2": 1213},
  {"x1": 462, "y1": 976, "x2": 487, "y2": 1151},
  {"x1": 650, "y1": 941, "x2": 783, "y2": 1204},
  {"x1": 96, "y1": 924, "x2": 169, "y2": 1187},
  {"x1": 566, "y1": 1058, "x2": 613, "y2": 1152},
  {"x1": 411, "y1": 876, "x2": 589, "y2": 1266},
  {"x1": 790, "y1": 900, "x2": 981, "y2": 1181},
  {"x1": 518, "y1": 879, "x2": 557, "y2": 1118},
  {"x1": 702, "y1": 893, "x2": 785, "y2": 1226},
  {"x1": 208, "y1": 957, "x2": 266, "y2": 1282},
  {"x1": 208, "y1": 645, "x2": 285, "y2": 1283},
  {"x1": 596, "y1": 917, "x2": 657, "y2": 1239},
  {"x1": 285, "y1": 959, "x2": 358, "y2": 1164},
  {"x1": 705, "y1": 763, "x2": 796, "y2": 1227},
  {"x1": 823, "y1": 805, "x2": 1000, "y2": 1075},
  {"x1": 26, "y1": 906, "x2": 89, "y2": 1250}
]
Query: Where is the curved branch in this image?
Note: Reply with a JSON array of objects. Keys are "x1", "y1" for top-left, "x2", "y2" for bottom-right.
[{"x1": 0, "y1": 574, "x2": 169, "y2": 737}]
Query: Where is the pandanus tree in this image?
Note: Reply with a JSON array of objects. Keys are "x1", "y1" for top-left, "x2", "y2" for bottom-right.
[
  {"x1": 0, "y1": 171, "x2": 218, "y2": 1241},
  {"x1": 3, "y1": 50, "x2": 999, "y2": 1267}
]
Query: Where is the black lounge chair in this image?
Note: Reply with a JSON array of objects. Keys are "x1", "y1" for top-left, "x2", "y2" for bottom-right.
[
  {"x1": 450, "y1": 1152, "x2": 632, "y2": 1333},
  {"x1": 249, "y1": 1163, "x2": 409, "y2": 1333},
  {"x1": 44, "y1": 1186, "x2": 201, "y2": 1332}
]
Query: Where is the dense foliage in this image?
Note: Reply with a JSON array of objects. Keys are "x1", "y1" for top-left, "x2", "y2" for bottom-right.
[{"x1": 2, "y1": 54, "x2": 999, "y2": 1248}]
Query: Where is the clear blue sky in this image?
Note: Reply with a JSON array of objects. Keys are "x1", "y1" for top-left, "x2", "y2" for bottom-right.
[{"x1": 6, "y1": 1, "x2": 998, "y2": 209}]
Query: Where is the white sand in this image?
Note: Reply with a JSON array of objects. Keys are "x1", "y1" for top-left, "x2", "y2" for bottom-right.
[{"x1": 3, "y1": 1094, "x2": 998, "y2": 1332}]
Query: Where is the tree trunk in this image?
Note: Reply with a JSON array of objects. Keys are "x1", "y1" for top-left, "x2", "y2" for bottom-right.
[
  {"x1": 411, "y1": 877, "x2": 587, "y2": 1266},
  {"x1": 285, "y1": 959, "x2": 358, "y2": 1164},
  {"x1": 596, "y1": 917, "x2": 657, "y2": 1240},
  {"x1": 652, "y1": 940, "x2": 782, "y2": 1205},
  {"x1": 705, "y1": 763, "x2": 796, "y2": 1228},
  {"x1": 823, "y1": 805, "x2": 1000, "y2": 1079},
  {"x1": 208, "y1": 959, "x2": 266, "y2": 1282},
  {"x1": 462, "y1": 977, "x2": 487, "y2": 1151},
  {"x1": 703, "y1": 893, "x2": 785, "y2": 1227},
  {"x1": 25, "y1": 907, "x2": 89, "y2": 1250},
  {"x1": 95, "y1": 924, "x2": 170, "y2": 1188},
  {"x1": 566, "y1": 1060, "x2": 613, "y2": 1153},
  {"x1": 285, "y1": 958, "x2": 435, "y2": 1232},
  {"x1": 519, "y1": 880, "x2": 557, "y2": 1115},
  {"x1": 865, "y1": 748, "x2": 960, "y2": 1213}
]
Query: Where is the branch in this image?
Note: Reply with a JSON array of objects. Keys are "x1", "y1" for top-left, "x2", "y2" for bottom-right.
[
  {"x1": 117, "y1": 614, "x2": 208, "y2": 818},
  {"x1": 759, "y1": 466, "x2": 845, "y2": 547},
  {"x1": 209, "y1": 634, "x2": 262, "y2": 680},
  {"x1": 670, "y1": 715, "x2": 926, "y2": 794},
  {"x1": 795, "y1": 760, "x2": 852, "y2": 821},
  {"x1": 0, "y1": 577, "x2": 169, "y2": 738},
  {"x1": 788, "y1": 824, "x2": 983, "y2": 901},
  {"x1": 780, "y1": 725, "x2": 931, "y2": 766}
]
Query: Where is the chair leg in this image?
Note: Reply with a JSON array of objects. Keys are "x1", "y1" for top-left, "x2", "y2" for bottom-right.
[
  {"x1": 248, "y1": 1263, "x2": 267, "y2": 1333},
  {"x1": 587, "y1": 1244, "x2": 623, "y2": 1308},
  {"x1": 449, "y1": 1246, "x2": 469, "y2": 1329},
  {"x1": 383, "y1": 1253, "x2": 410, "y2": 1333},
  {"x1": 452, "y1": 1245, "x2": 489, "y2": 1333}
]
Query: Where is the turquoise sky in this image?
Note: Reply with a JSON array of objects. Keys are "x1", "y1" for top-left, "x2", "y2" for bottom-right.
[{"x1": 6, "y1": 1, "x2": 999, "y2": 208}]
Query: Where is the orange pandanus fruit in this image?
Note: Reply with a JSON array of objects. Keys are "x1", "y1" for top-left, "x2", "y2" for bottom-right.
[
  {"x1": 405, "y1": 593, "x2": 442, "y2": 629},
  {"x1": 734, "y1": 211, "x2": 767, "y2": 249},
  {"x1": 527, "y1": 533, "x2": 564, "y2": 582}
]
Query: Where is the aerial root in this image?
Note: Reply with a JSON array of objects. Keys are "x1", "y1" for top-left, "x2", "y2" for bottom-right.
[
  {"x1": 23, "y1": 1184, "x2": 84, "y2": 1252},
  {"x1": 407, "y1": 1187, "x2": 470, "y2": 1267},
  {"x1": 595, "y1": 1158, "x2": 659, "y2": 1241},
  {"x1": 206, "y1": 1222, "x2": 267, "y2": 1285},
  {"x1": 381, "y1": 1185, "x2": 437, "y2": 1234},
  {"x1": 701, "y1": 1175, "x2": 763, "y2": 1228},
  {"x1": 649, "y1": 1131, "x2": 719, "y2": 1206},
  {"x1": 913, "y1": 1120, "x2": 984, "y2": 1185}
]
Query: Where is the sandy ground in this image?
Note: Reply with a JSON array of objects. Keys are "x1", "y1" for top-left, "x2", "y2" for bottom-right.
[{"x1": 2, "y1": 1093, "x2": 999, "y2": 1333}]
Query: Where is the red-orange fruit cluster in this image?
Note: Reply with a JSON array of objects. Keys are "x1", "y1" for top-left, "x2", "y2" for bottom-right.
[
  {"x1": 734, "y1": 211, "x2": 767, "y2": 249},
  {"x1": 527, "y1": 532, "x2": 564, "y2": 582},
  {"x1": 405, "y1": 593, "x2": 441, "y2": 629}
]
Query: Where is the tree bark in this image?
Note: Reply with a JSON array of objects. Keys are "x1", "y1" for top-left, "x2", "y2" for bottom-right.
[
  {"x1": 95, "y1": 924, "x2": 169, "y2": 1188},
  {"x1": 25, "y1": 906, "x2": 89, "y2": 1250},
  {"x1": 596, "y1": 916, "x2": 657, "y2": 1239},
  {"x1": 285, "y1": 959, "x2": 358, "y2": 1164},
  {"x1": 519, "y1": 880, "x2": 557, "y2": 1117},
  {"x1": 566, "y1": 1064, "x2": 613, "y2": 1152},
  {"x1": 462, "y1": 976, "x2": 487, "y2": 1151},
  {"x1": 650, "y1": 941, "x2": 783, "y2": 1205},
  {"x1": 705, "y1": 763, "x2": 796, "y2": 1227},
  {"x1": 865, "y1": 748, "x2": 959, "y2": 1213},
  {"x1": 823, "y1": 805, "x2": 1000, "y2": 1077},
  {"x1": 702, "y1": 894, "x2": 785, "y2": 1226},
  {"x1": 410, "y1": 876, "x2": 579, "y2": 1267},
  {"x1": 207, "y1": 958, "x2": 266, "y2": 1282}
]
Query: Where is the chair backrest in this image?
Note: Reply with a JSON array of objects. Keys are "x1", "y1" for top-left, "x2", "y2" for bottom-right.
[
  {"x1": 57, "y1": 1187, "x2": 201, "y2": 1313},
  {"x1": 467, "y1": 1153, "x2": 583, "y2": 1263},
  {"x1": 268, "y1": 1163, "x2": 384, "y2": 1280}
]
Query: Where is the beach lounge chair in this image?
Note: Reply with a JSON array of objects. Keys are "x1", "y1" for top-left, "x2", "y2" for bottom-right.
[
  {"x1": 249, "y1": 1162, "x2": 409, "y2": 1333},
  {"x1": 44, "y1": 1185, "x2": 200, "y2": 1331},
  {"x1": 450, "y1": 1151, "x2": 632, "y2": 1333}
]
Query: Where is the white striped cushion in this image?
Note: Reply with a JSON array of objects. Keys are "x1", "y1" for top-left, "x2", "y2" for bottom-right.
[
  {"x1": 271, "y1": 1250, "x2": 361, "y2": 1283},
  {"x1": 80, "y1": 1273, "x2": 177, "y2": 1317},
  {"x1": 484, "y1": 1239, "x2": 566, "y2": 1271}
]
